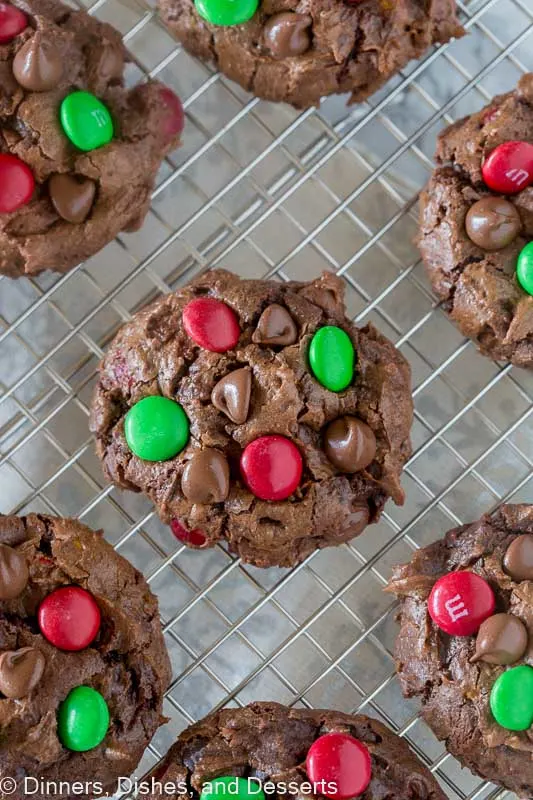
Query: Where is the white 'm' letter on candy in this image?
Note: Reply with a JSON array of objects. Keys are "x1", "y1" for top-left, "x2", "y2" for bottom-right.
[
  {"x1": 505, "y1": 168, "x2": 530, "y2": 187},
  {"x1": 444, "y1": 593, "x2": 469, "y2": 623}
]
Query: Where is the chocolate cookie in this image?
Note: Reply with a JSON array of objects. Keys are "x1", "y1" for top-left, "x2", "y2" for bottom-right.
[
  {"x1": 0, "y1": 513, "x2": 171, "y2": 799},
  {"x1": 157, "y1": 0, "x2": 463, "y2": 109},
  {"x1": 90, "y1": 269, "x2": 413, "y2": 569},
  {"x1": 0, "y1": 0, "x2": 184, "y2": 278},
  {"x1": 387, "y1": 504, "x2": 533, "y2": 796},
  {"x1": 144, "y1": 702, "x2": 446, "y2": 800},
  {"x1": 418, "y1": 73, "x2": 533, "y2": 368}
]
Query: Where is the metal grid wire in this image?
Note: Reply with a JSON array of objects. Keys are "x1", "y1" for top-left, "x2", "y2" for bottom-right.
[{"x1": 1, "y1": 0, "x2": 533, "y2": 797}]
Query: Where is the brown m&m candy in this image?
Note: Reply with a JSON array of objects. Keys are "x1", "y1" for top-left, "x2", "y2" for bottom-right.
[
  {"x1": 324, "y1": 416, "x2": 376, "y2": 473},
  {"x1": 0, "y1": 647, "x2": 45, "y2": 698},
  {"x1": 212, "y1": 367, "x2": 252, "y2": 424},
  {"x1": 13, "y1": 33, "x2": 63, "y2": 92},
  {"x1": 504, "y1": 534, "x2": 533, "y2": 581},
  {"x1": 465, "y1": 197, "x2": 521, "y2": 251},
  {"x1": 471, "y1": 613, "x2": 528, "y2": 666},
  {"x1": 49, "y1": 174, "x2": 96, "y2": 224},
  {"x1": 0, "y1": 543, "x2": 28, "y2": 600},
  {"x1": 263, "y1": 13, "x2": 312, "y2": 58},
  {"x1": 252, "y1": 304, "x2": 298, "y2": 346},
  {"x1": 182, "y1": 449, "x2": 230, "y2": 504}
]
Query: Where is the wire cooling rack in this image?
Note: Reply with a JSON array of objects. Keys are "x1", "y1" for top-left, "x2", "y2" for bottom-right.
[{"x1": 2, "y1": 0, "x2": 533, "y2": 797}]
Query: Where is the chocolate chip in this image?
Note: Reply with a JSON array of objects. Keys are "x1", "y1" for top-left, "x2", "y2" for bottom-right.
[
  {"x1": 211, "y1": 367, "x2": 252, "y2": 424},
  {"x1": 470, "y1": 613, "x2": 528, "y2": 665},
  {"x1": 182, "y1": 449, "x2": 230, "y2": 504},
  {"x1": 503, "y1": 534, "x2": 533, "y2": 581},
  {"x1": 0, "y1": 647, "x2": 45, "y2": 699},
  {"x1": 324, "y1": 416, "x2": 376, "y2": 473},
  {"x1": 0, "y1": 543, "x2": 28, "y2": 600},
  {"x1": 465, "y1": 197, "x2": 521, "y2": 250},
  {"x1": 12, "y1": 33, "x2": 63, "y2": 92},
  {"x1": 49, "y1": 174, "x2": 96, "y2": 224},
  {"x1": 263, "y1": 13, "x2": 312, "y2": 59},
  {"x1": 252, "y1": 304, "x2": 298, "y2": 346}
]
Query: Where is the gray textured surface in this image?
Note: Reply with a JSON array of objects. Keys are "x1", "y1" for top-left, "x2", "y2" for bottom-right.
[{"x1": 1, "y1": 1, "x2": 533, "y2": 798}]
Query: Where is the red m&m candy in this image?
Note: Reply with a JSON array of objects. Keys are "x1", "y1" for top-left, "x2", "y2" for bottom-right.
[
  {"x1": 38, "y1": 586, "x2": 101, "y2": 651},
  {"x1": 428, "y1": 571, "x2": 495, "y2": 637},
  {"x1": 306, "y1": 733, "x2": 372, "y2": 799},
  {"x1": 0, "y1": 4, "x2": 27, "y2": 44},
  {"x1": 0, "y1": 154, "x2": 35, "y2": 213},
  {"x1": 240, "y1": 435, "x2": 302, "y2": 501},
  {"x1": 160, "y1": 87, "x2": 185, "y2": 141},
  {"x1": 482, "y1": 141, "x2": 533, "y2": 194},
  {"x1": 182, "y1": 298, "x2": 240, "y2": 353},
  {"x1": 170, "y1": 518, "x2": 207, "y2": 547}
]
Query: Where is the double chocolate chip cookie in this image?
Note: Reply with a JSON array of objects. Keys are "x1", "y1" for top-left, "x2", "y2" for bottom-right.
[
  {"x1": 0, "y1": 0, "x2": 184, "y2": 278},
  {"x1": 158, "y1": 0, "x2": 463, "y2": 109},
  {"x1": 387, "y1": 504, "x2": 533, "y2": 796},
  {"x1": 419, "y1": 73, "x2": 533, "y2": 368},
  {"x1": 0, "y1": 513, "x2": 170, "y2": 799},
  {"x1": 145, "y1": 702, "x2": 446, "y2": 800},
  {"x1": 90, "y1": 269, "x2": 413, "y2": 569}
]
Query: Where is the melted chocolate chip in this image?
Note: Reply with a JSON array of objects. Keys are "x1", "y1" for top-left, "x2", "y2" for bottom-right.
[
  {"x1": 0, "y1": 543, "x2": 28, "y2": 600},
  {"x1": 12, "y1": 33, "x2": 63, "y2": 92},
  {"x1": 211, "y1": 367, "x2": 252, "y2": 424},
  {"x1": 471, "y1": 612, "x2": 528, "y2": 665},
  {"x1": 324, "y1": 416, "x2": 376, "y2": 473},
  {"x1": 465, "y1": 197, "x2": 521, "y2": 251},
  {"x1": 0, "y1": 648, "x2": 45, "y2": 699},
  {"x1": 182, "y1": 449, "x2": 230, "y2": 504},
  {"x1": 252, "y1": 304, "x2": 298, "y2": 346},
  {"x1": 263, "y1": 13, "x2": 312, "y2": 59},
  {"x1": 49, "y1": 174, "x2": 96, "y2": 224},
  {"x1": 503, "y1": 534, "x2": 533, "y2": 582}
]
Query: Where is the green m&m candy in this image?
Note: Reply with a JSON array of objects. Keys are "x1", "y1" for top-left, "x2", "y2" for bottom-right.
[
  {"x1": 490, "y1": 664, "x2": 533, "y2": 731},
  {"x1": 125, "y1": 396, "x2": 189, "y2": 462},
  {"x1": 58, "y1": 686, "x2": 109, "y2": 752},
  {"x1": 60, "y1": 91, "x2": 114, "y2": 152},
  {"x1": 200, "y1": 777, "x2": 265, "y2": 800},
  {"x1": 194, "y1": 0, "x2": 258, "y2": 26},
  {"x1": 517, "y1": 241, "x2": 533, "y2": 296},
  {"x1": 309, "y1": 326, "x2": 355, "y2": 392}
]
